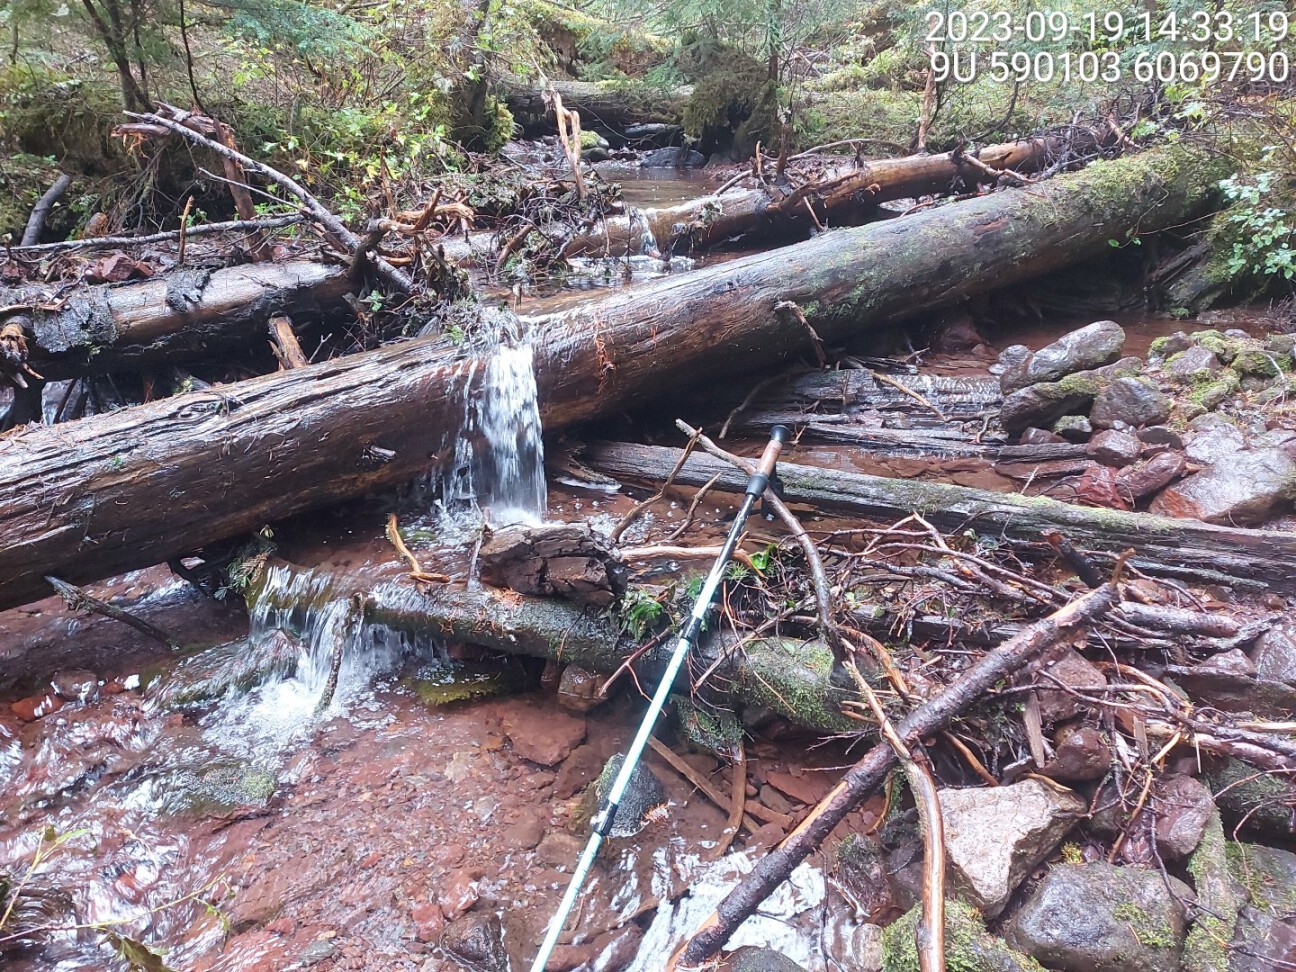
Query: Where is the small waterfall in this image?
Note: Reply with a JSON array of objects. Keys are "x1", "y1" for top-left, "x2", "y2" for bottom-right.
[
  {"x1": 445, "y1": 311, "x2": 547, "y2": 525},
  {"x1": 629, "y1": 206, "x2": 660, "y2": 257}
]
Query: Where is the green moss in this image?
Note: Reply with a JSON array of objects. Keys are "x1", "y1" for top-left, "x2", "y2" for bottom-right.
[
  {"x1": 1189, "y1": 372, "x2": 1240, "y2": 410},
  {"x1": 738, "y1": 639, "x2": 857, "y2": 734},
  {"x1": 1192, "y1": 330, "x2": 1238, "y2": 363},
  {"x1": 882, "y1": 899, "x2": 1044, "y2": 972},
  {"x1": 680, "y1": 43, "x2": 776, "y2": 158},
  {"x1": 1113, "y1": 901, "x2": 1177, "y2": 950},
  {"x1": 1225, "y1": 842, "x2": 1296, "y2": 915},
  {"x1": 1232, "y1": 348, "x2": 1280, "y2": 378},
  {"x1": 405, "y1": 662, "x2": 526, "y2": 707},
  {"x1": 1183, "y1": 813, "x2": 1238, "y2": 972}
]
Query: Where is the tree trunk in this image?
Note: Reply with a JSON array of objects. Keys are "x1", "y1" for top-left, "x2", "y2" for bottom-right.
[
  {"x1": 12, "y1": 260, "x2": 352, "y2": 380},
  {"x1": 499, "y1": 78, "x2": 693, "y2": 134},
  {"x1": 248, "y1": 559, "x2": 857, "y2": 734},
  {"x1": 583, "y1": 441, "x2": 1296, "y2": 593},
  {"x1": 0, "y1": 144, "x2": 1227, "y2": 610}
]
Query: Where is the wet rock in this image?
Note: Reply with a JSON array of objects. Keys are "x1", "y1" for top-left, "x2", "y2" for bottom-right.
[
  {"x1": 1087, "y1": 429, "x2": 1142, "y2": 466},
  {"x1": 51, "y1": 669, "x2": 99, "y2": 702},
  {"x1": 1115, "y1": 451, "x2": 1187, "y2": 501},
  {"x1": 1035, "y1": 651, "x2": 1107, "y2": 724},
  {"x1": 411, "y1": 901, "x2": 444, "y2": 943},
  {"x1": 1006, "y1": 863, "x2": 1191, "y2": 972},
  {"x1": 1040, "y1": 722, "x2": 1112, "y2": 782},
  {"x1": 642, "y1": 146, "x2": 706, "y2": 168},
  {"x1": 441, "y1": 913, "x2": 509, "y2": 972},
  {"x1": 1183, "y1": 812, "x2": 1240, "y2": 972},
  {"x1": 1233, "y1": 347, "x2": 1282, "y2": 378},
  {"x1": 591, "y1": 753, "x2": 667, "y2": 837},
  {"x1": 554, "y1": 742, "x2": 607, "y2": 799},
  {"x1": 758, "y1": 784, "x2": 792, "y2": 816},
  {"x1": 1150, "y1": 447, "x2": 1296, "y2": 525},
  {"x1": 1074, "y1": 464, "x2": 1131, "y2": 510},
  {"x1": 1154, "y1": 774, "x2": 1214, "y2": 861},
  {"x1": 673, "y1": 695, "x2": 742, "y2": 759},
  {"x1": 535, "y1": 831, "x2": 583, "y2": 868},
  {"x1": 479, "y1": 523, "x2": 626, "y2": 608},
  {"x1": 1052, "y1": 414, "x2": 1093, "y2": 441},
  {"x1": 1164, "y1": 346, "x2": 1221, "y2": 379},
  {"x1": 10, "y1": 690, "x2": 63, "y2": 721},
  {"x1": 884, "y1": 899, "x2": 1040, "y2": 972},
  {"x1": 1000, "y1": 357, "x2": 1143, "y2": 434},
  {"x1": 1149, "y1": 332, "x2": 1193, "y2": 362},
  {"x1": 1227, "y1": 842, "x2": 1296, "y2": 914},
  {"x1": 928, "y1": 310, "x2": 986, "y2": 353},
  {"x1": 720, "y1": 947, "x2": 809, "y2": 971},
  {"x1": 1230, "y1": 907, "x2": 1296, "y2": 972},
  {"x1": 835, "y1": 834, "x2": 896, "y2": 923},
  {"x1": 1207, "y1": 760, "x2": 1296, "y2": 841},
  {"x1": 1019, "y1": 427, "x2": 1067, "y2": 445},
  {"x1": 1000, "y1": 320, "x2": 1126, "y2": 395},
  {"x1": 1250, "y1": 628, "x2": 1296, "y2": 686},
  {"x1": 939, "y1": 778, "x2": 1085, "y2": 917},
  {"x1": 441, "y1": 868, "x2": 481, "y2": 921},
  {"x1": 1183, "y1": 418, "x2": 1246, "y2": 465},
  {"x1": 1090, "y1": 377, "x2": 1171, "y2": 430},
  {"x1": 503, "y1": 816, "x2": 545, "y2": 850},
  {"x1": 555, "y1": 666, "x2": 608, "y2": 713},
  {"x1": 1138, "y1": 425, "x2": 1183, "y2": 451},
  {"x1": 499, "y1": 699, "x2": 586, "y2": 766},
  {"x1": 151, "y1": 632, "x2": 301, "y2": 708}
]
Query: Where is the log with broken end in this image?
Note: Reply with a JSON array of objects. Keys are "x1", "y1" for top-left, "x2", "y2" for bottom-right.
[{"x1": 583, "y1": 441, "x2": 1296, "y2": 593}]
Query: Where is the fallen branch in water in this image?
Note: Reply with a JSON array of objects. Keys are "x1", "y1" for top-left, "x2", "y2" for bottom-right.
[
  {"x1": 45, "y1": 575, "x2": 179, "y2": 650},
  {"x1": 669, "y1": 582, "x2": 1118, "y2": 968}
]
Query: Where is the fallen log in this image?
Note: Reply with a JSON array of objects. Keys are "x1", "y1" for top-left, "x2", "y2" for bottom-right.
[
  {"x1": 0, "y1": 144, "x2": 1227, "y2": 610},
  {"x1": 583, "y1": 441, "x2": 1296, "y2": 593},
  {"x1": 559, "y1": 137, "x2": 1067, "y2": 258},
  {"x1": 6, "y1": 260, "x2": 352, "y2": 380},
  {"x1": 499, "y1": 78, "x2": 692, "y2": 134},
  {"x1": 248, "y1": 560, "x2": 857, "y2": 734}
]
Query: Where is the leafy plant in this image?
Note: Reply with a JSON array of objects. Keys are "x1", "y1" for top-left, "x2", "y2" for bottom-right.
[{"x1": 1220, "y1": 169, "x2": 1296, "y2": 282}]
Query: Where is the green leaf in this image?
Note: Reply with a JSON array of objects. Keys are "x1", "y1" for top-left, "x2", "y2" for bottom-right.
[{"x1": 108, "y1": 934, "x2": 178, "y2": 972}]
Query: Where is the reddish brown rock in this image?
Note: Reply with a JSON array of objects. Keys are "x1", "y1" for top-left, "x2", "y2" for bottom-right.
[
  {"x1": 764, "y1": 770, "x2": 826, "y2": 806},
  {"x1": 1035, "y1": 652, "x2": 1107, "y2": 724},
  {"x1": 441, "y1": 868, "x2": 481, "y2": 922},
  {"x1": 411, "y1": 901, "x2": 444, "y2": 943},
  {"x1": 1086, "y1": 429, "x2": 1141, "y2": 467},
  {"x1": 499, "y1": 700, "x2": 587, "y2": 766},
  {"x1": 10, "y1": 691, "x2": 63, "y2": 722},
  {"x1": 1115, "y1": 450, "x2": 1187, "y2": 500},
  {"x1": 1073, "y1": 464, "x2": 1131, "y2": 510},
  {"x1": 1040, "y1": 723, "x2": 1111, "y2": 782},
  {"x1": 554, "y1": 742, "x2": 606, "y2": 799},
  {"x1": 1151, "y1": 447, "x2": 1296, "y2": 525}
]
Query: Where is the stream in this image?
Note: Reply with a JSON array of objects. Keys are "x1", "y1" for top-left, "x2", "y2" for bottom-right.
[{"x1": 1, "y1": 157, "x2": 1283, "y2": 970}]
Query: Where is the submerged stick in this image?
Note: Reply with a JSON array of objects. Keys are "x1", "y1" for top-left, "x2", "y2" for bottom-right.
[
  {"x1": 670, "y1": 583, "x2": 1118, "y2": 968},
  {"x1": 45, "y1": 575, "x2": 180, "y2": 650}
]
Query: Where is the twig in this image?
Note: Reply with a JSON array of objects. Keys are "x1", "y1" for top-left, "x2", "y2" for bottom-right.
[
  {"x1": 845, "y1": 659, "x2": 946, "y2": 972},
  {"x1": 45, "y1": 575, "x2": 179, "y2": 650},
  {"x1": 268, "y1": 314, "x2": 309, "y2": 370},
  {"x1": 5, "y1": 215, "x2": 304, "y2": 255},
  {"x1": 711, "y1": 741, "x2": 748, "y2": 859},
  {"x1": 773, "y1": 300, "x2": 827, "y2": 367},
  {"x1": 676, "y1": 421, "x2": 839, "y2": 653},
  {"x1": 669, "y1": 583, "x2": 1118, "y2": 968},
  {"x1": 609, "y1": 429, "x2": 701, "y2": 544},
  {"x1": 121, "y1": 107, "x2": 413, "y2": 292},
  {"x1": 621, "y1": 544, "x2": 759, "y2": 572},
  {"x1": 176, "y1": 195, "x2": 194, "y2": 265},
  {"x1": 645, "y1": 736, "x2": 768, "y2": 832},
  {"x1": 719, "y1": 373, "x2": 789, "y2": 440},
  {"x1": 664, "y1": 472, "x2": 724, "y2": 542}
]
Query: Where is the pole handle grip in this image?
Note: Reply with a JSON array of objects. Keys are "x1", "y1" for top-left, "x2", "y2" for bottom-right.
[{"x1": 745, "y1": 425, "x2": 789, "y2": 498}]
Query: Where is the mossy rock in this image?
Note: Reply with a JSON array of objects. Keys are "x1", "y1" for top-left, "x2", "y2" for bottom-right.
[
  {"x1": 1189, "y1": 372, "x2": 1240, "y2": 411},
  {"x1": 161, "y1": 761, "x2": 278, "y2": 817},
  {"x1": 1191, "y1": 330, "x2": 1240, "y2": 363},
  {"x1": 148, "y1": 636, "x2": 301, "y2": 709},
  {"x1": 1232, "y1": 348, "x2": 1281, "y2": 378},
  {"x1": 406, "y1": 661, "x2": 528, "y2": 707},
  {"x1": 671, "y1": 694, "x2": 742, "y2": 759},
  {"x1": 1225, "y1": 842, "x2": 1296, "y2": 915},
  {"x1": 882, "y1": 899, "x2": 1043, "y2": 972},
  {"x1": 1207, "y1": 758, "x2": 1294, "y2": 840},
  {"x1": 1183, "y1": 813, "x2": 1239, "y2": 972}
]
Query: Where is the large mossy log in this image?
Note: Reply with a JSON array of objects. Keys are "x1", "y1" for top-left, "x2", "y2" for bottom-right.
[
  {"x1": 248, "y1": 561, "x2": 856, "y2": 734},
  {"x1": 13, "y1": 261, "x2": 352, "y2": 379},
  {"x1": 0, "y1": 144, "x2": 1227, "y2": 610},
  {"x1": 584, "y1": 441, "x2": 1296, "y2": 592},
  {"x1": 499, "y1": 78, "x2": 692, "y2": 132}
]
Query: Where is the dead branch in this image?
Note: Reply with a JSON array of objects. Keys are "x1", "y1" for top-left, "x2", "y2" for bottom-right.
[
  {"x1": 45, "y1": 575, "x2": 179, "y2": 650},
  {"x1": 6, "y1": 215, "x2": 304, "y2": 255},
  {"x1": 268, "y1": 315, "x2": 309, "y2": 370},
  {"x1": 21, "y1": 173, "x2": 74, "y2": 247},
  {"x1": 669, "y1": 583, "x2": 1118, "y2": 968},
  {"x1": 610, "y1": 429, "x2": 701, "y2": 544}
]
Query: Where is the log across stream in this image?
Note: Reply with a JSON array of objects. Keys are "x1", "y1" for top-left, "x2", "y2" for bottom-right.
[{"x1": 0, "y1": 143, "x2": 1229, "y2": 610}]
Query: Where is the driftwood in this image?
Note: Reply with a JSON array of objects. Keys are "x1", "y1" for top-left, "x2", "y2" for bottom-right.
[
  {"x1": 249, "y1": 560, "x2": 856, "y2": 734},
  {"x1": 584, "y1": 441, "x2": 1296, "y2": 593},
  {"x1": 6, "y1": 260, "x2": 351, "y2": 379},
  {"x1": 0, "y1": 144, "x2": 1227, "y2": 610},
  {"x1": 6, "y1": 215, "x2": 304, "y2": 256}
]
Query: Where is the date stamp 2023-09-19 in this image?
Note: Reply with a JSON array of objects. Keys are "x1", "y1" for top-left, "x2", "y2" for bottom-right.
[{"x1": 922, "y1": 7, "x2": 1293, "y2": 86}]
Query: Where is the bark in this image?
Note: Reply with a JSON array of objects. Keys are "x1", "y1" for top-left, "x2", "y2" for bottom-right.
[
  {"x1": 500, "y1": 78, "x2": 692, "y2": 133},
  {"x1": 13, "y1": 260, "x2": 352, "y2": 380},
  {"x1": 249, "y1": 560, "x2": 857, "y2": 734},
  {"x1": 21, "y1": 174, "x2": 73, "y2": 247},
  {"x1": 0, "y1": 144, "x2": 1227, "y2": 610},
  {"x1": 584, "y1": 442, "x2": 1296, "y2": 593}
]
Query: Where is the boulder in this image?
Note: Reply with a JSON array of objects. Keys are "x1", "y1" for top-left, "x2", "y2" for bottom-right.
[
  {"x1": 1206, "y1": 762, "x2": 1296, "y2": 843},
  {"x1": 999, "y1": 357, "x2": 1142, "y2": 434},
  {"x1": 1087, "y1": 429, "x2": 1142, "y2": 466},
  {"x1": 883, "y1": 899, "x2": 1040, "y2": 972},
  {"x1": 1164, "y1": 346, "x2": 1221, "y2": 379},
  {"x1": 1073, "y1": 464, "x2": 1131, "y2": 510},
  {"x1": 440, "y1": 913, "x2": 510, "y2": 972},
  {"x1": 1230, "y1": 907, "x2": 1296, "y2": 972},
  {"x1": 642, "y1": 146, "x2": 706, "y2": 168},
  {"x1": 1006, "y1": 863, "x2": 1191, "y2": 972},
  {"x1": 1153, "y1": 774, "x2": 1214, "y2": 861},
  {"x1": 1053, "y1": 414, "x2": 1093, "y2": 441},
  {"x1": 1226, "y1": 842, "x2": 1296, "y2": 915},
  {"x1": 1250, "y1": 628, "x2": 1296, "y2": 686},
  {"x1": 1182, "y1": 812, "x2": 1240, "y2": 972},
  {"x1": 1035, "y1": 651, "x2": 1107, "y2": 723},
  {"x1": 939, "y1": 778, "x2": 1085, "y2": 917},
  {"x1": 1183, "y1": 418, "x2": 1246, "y2": 465},
  {"x1": 1039, "y1": 723, "x2": 1112, "y2": 782},
  {"x1": 1000, "y1": 320, "x2": 1126, "y2": 394},
  {"x1": 1090, "y1": 377, "x2": 1171, "y2": 429},
  {"x1": 1150, "y1": 447, "x2": 1296, "y2": 525}
]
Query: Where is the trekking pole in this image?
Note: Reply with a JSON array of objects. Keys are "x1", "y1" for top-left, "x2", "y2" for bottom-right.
[{"x1": 528, "y1": 425, "x2": 790, "y2": 972}]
